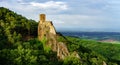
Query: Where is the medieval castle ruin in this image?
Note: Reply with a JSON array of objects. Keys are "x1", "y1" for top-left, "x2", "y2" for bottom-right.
[{"x1": 38, "y1": 14, "x2": 70, "y2": 59}]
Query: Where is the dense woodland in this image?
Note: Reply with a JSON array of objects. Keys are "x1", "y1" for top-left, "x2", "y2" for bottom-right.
[{"x1": 0, "y1": 7, "x2": 119, "y2": 65}]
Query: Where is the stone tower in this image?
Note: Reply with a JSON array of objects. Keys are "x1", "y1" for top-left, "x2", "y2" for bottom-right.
[
  {"x1": 40, "y1": 14, "x2": 46, "y2": 24},
  {"x1": 38, "y1": 14, "x2": 56, "y2": 41}
]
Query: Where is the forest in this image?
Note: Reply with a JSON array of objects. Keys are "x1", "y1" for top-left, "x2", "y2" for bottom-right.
[{"x1": 0, "y1": 7, "x2": 119, "y2": 65}]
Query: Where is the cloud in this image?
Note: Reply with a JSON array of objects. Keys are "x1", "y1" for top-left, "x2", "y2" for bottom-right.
[
  {"x1": 29, "y1": 1, "x2": 68, "y2": 10},
  {"x1": 0, "y1": 0, "x2": 69, "y2": 20},
  {"x1": 18, "y1": 1, "x2": 68, "y2": 11},
  {"x1": 0, "y1": 0, "x2": 68, "y2": 12},
  {"x1": 17, "y1": 0, "x2": 23, "y2": 2},
  {"x1": 47, "y1": 14, "x2": 120, "y2": 29}
]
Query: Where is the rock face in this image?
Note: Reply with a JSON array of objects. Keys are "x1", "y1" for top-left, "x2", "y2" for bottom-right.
[
  {"x1": 57, "y1": 42, "x2": 69, "y2": 59},
  {"x1": 38, "y1": 14, "x2": 70, "y2": 59}
]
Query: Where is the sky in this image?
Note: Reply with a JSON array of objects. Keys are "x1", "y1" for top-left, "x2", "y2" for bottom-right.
[{"x1": 0, "y1": 0, "x2": 120, "y2": 32}]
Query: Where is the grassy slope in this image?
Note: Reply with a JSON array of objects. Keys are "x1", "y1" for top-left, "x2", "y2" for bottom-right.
[{"x1": 66, "y1": 36, "x2": 120, "y2": 64}]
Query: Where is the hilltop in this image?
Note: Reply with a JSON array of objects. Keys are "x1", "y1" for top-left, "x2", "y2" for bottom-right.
[{"x1": 0, "y1": 7, "x2": 118, "y2": 65}]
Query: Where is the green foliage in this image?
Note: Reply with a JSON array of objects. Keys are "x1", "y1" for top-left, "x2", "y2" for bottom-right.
[
  {"x1": 56, "y1": 36, "x2": 110, "y2": 65},
  {"x1": 63, "y1": 55, "x2": 82, "y2": 65},
  {"x1": 0, "y1": 7, "x2": 118, "y2": 65},
  {"x1": 57, "y1": 35, "x2": 67, "y2": 42},
  {"x1": 0, "y1": 7, "x2": 38, "y2": 44},
  {"x1": 41, "y1": 37, "x2": 52, "y2": 53},
  {"x1": 66, "y1": 36, "x2": 119, "y2": 65},
  {"x1": 0, "y1": 39, "x2": 61, "y2": 65},
  {"x1": 0, "y1": 7, "x2": 61, "y2": 65}
]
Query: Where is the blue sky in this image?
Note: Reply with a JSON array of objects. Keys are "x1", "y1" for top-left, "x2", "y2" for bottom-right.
[{"x1": 0, "y1": 0, "x2": 120, "y2": 32}]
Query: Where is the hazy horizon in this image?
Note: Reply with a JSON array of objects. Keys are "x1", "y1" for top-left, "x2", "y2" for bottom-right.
[{"x1": 57, "y1": 28, "x2": 120, "y2": 32}]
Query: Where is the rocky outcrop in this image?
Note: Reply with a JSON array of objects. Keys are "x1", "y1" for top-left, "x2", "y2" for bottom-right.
[
  {"x1": 57, "y1": 42, "x2": 69, "y2": 59},
  {"x1": 38, "y1": 14, "x2": 70, "y2": 59},
  {"x1": 103, "y1": 61, "x2": 107, "y2": 65}
]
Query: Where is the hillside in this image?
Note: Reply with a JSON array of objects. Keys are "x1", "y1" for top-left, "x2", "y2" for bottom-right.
[
  {"x1": 0, "y1": 7, "x2": 39, "y2": 47},
  {"x1": 66, "y1": 37, "x2": 120, "y2": 65},
  {"x1": 0, "y1": 7, "x2": 118, "y2": 65}
]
